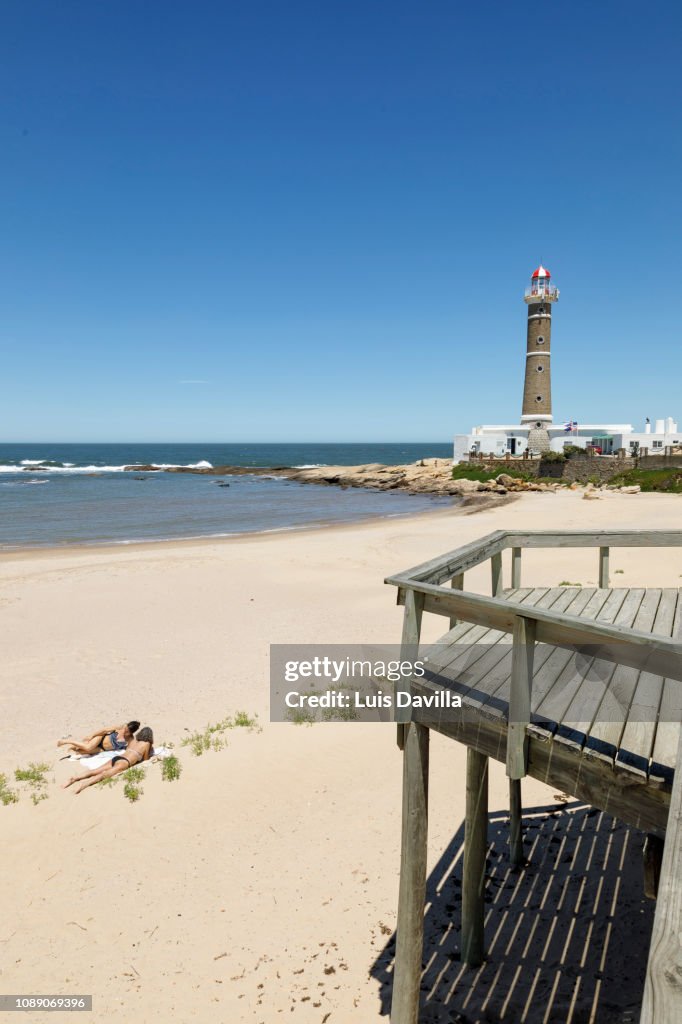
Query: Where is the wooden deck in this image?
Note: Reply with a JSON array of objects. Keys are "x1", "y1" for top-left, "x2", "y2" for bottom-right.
[
  {"x1": 417, "y1": 585, "x2": 681, "y2": 835},
  {"x1": 385, "y1": 530, "x2": 682, "y2": 1024}
]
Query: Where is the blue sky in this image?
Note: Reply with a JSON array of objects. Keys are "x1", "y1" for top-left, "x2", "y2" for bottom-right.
[{"x1": 1, "y1": 0, "x2": 680, "y2": 442}]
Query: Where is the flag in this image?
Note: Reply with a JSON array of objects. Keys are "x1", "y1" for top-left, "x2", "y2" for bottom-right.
[{"x1": 564, "y1": 420, "x2": 577, "y2": 433}]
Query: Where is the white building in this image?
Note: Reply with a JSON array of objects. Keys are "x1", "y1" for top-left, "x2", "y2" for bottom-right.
[
  {"x1": 453, "y1": 265, "x2": 680, "y2": 462},
  {"x1": 454, "y1": 417, "x2": 680, "y2": 462}
]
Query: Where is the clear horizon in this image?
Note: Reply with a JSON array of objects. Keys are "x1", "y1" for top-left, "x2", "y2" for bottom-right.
[{"x1": 2, "y1": 1, "x2": 681, "y2": 442}]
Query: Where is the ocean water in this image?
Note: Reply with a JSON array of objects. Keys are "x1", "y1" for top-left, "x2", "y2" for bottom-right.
[{"x1": 0, "y1": 443, "x2": 454, "y2": 549}]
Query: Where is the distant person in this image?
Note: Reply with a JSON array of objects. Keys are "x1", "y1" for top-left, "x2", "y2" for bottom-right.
[
  {"x1": 57, "y1": 720, "x2": 140, "y2": 757},
  {"x1": 63, "y1": 728, "x2": 154, "y2": 794}
]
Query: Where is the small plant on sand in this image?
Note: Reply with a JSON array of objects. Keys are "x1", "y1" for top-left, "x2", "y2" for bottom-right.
[
  {"x1": 0, "y1": 773, "x2": 19, "y2": 806},
  {"x1": 286, "y1": 706, "x2": 317, "y2": 726},
  {"x1": 15, "y1": 762, "x2": 50, "y2": 788},
  {"x1": 97, "y1": 774, "x2": 120, "y2": 788},
  {"x1": 559, "y1": 581, "x2": 582, "y2": 587},
  {"x1": 122, "y1": 766, "x2": 145, "y2": 803},
  {"x1": 15, "y1": 762, "x2": 50, "y2": 803},
  {"x1": 181, "y1": 711, "x2": 260, "y2": 755},
  {"x1": 161, "y1": 754, "x2": 182, "y2": 782},
  {"x1": 232, "y1": 711, "x2": 259, "y2": 730}
]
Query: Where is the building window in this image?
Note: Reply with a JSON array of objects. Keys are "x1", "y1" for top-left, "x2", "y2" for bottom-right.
[
  {"x1": 535, "y1": 395, "x2": 543, "y2": 402},
  {"x1": 652, "y1": 440, "x2": 663, "y2": 448},
  {"x1": 536, "y1": 365, "x2": 544, "y2": 372},
  {"x1": 536, "y1": 336, "x2": 545, "y2": 345}
]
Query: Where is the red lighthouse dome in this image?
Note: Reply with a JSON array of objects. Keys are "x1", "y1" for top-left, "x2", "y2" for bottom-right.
[{"x1": 531, "y1": 264, "x2": 551, "y2": 280}]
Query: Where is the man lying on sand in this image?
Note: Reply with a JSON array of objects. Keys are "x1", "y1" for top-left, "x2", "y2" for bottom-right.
[
  {"x1": 63, "y1": 727, "x2": 154, "y2": 794},
  {"x1": 57, "y1": 720, "x2": 140, "y2": 757}
]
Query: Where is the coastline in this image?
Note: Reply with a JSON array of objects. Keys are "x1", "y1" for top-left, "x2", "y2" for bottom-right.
[{"x1": 2, "y1": 489, "x2": 681, "y2": 1021}]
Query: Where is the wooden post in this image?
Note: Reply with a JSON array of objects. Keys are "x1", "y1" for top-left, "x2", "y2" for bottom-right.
[
  {"x1": 509, "y1": 778, "x2": 524, "y2": 867},
  {"x1": 643, "y1": 834, "x2": 664, "y2": 899},
  {"x1": 391, "y1": 723, "x2": 429, "y2": 1024},
  {"x1": 641, "y1": 727, "x2": 682, "y2": 1023},
  {"x1": 599, "y1": 546, "x2": 610, "y2": 588},
  {"x1": 511, "y1": 547, "x2": 522, "y2": 590},
  {"x1": 449, "y1": 573, "x2": 464, "y2": 630},
  {"x1": 491, "y1": 552, "x2": 503, "y2": 597},
  {"x1": 507, "y1": 615, "x2": 536, "y2": 780},
  {"x1": 462, "y1": 748, "x2": 488, "y2": 967},
  {"x1": 396, "y1": 589, "x2": 423, "y2": 751}
]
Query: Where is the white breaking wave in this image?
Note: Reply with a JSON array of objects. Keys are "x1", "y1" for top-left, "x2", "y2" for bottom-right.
[
  {"x1": 293, "y1": 464, "x2": 328, "y2": 469},
  {"x1": 0, "y1": 460, "x2": 214, "y2": 474}
]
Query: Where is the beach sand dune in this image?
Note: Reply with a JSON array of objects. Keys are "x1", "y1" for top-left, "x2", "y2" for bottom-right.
[{"x1": 1, "y1": 490, "x2": 679, "y2": 1022}]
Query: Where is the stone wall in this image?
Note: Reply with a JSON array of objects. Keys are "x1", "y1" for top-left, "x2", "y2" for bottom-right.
[{"x1": 468, "y1": 453, "x2": 682, "y2": 484}]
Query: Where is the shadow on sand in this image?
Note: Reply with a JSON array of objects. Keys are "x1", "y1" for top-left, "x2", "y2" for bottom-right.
[{"x1": 371, "y1": 801, "x2": 653, "y2": 1023}]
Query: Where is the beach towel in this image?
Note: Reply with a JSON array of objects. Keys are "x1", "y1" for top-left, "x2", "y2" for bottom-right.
[{"x1": 71, "y1": 746, "x2": 173, "y2": 770}]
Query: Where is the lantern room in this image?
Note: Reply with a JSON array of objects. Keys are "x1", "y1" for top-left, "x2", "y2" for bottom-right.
[{"x1": 525, "y1": 264, "x2": 559, "y2": 303}]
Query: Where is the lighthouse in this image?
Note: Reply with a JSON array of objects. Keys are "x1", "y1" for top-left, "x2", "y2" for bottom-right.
[{"x1": 521, "y1": 265, "x2": 559, "y2": 454}]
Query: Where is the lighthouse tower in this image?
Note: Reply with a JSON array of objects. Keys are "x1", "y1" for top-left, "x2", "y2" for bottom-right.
[{"x1": 521, "y1": 264, "x2": 559, "y2": 454}]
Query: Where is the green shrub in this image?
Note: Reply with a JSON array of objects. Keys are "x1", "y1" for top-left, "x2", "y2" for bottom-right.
[
  {"x1": 606, "y1": 468, "x2": 682, "y2": 493},
  {"x1": 15, "y1": 763, "x2": 50, "y2": 788},
  {"x1": 539, "y1": 451, "x2": 565, "y2": 463},
  {"x1": 0, "y1": 773, "x2": 19, "y2": 806},
  {"x1": 562, "y1": 445, "x2": 585, "y2": 458},
  {"x1": 161, "y1": 755, "x2": 182, "y2": 782}
]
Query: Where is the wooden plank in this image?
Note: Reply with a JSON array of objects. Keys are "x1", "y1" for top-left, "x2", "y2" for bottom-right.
[
  {"x1": 649, "y1": 590, "x2": 682, "y2": 786},
  {"x1": 641, "y1": 727, "x2": 682, "y2": 1023},
  {"x1": 528, "y1": 589, "x2": 621, "y2": 735},
  {"x1": 599, "y1": 546, "x2": 610, "y2": 588},
  {"x1": 507, "y1": 616, "x2": 536, "y2": 779},
  {"x1": 545, "y1": 587, "x2": 645, "y2": 756},
  {"x1": 503, "y1": 530, "x2": 682, "y2": 549},
  {"x1": 462, "y1": 748, "x2": 488, "y2": 967},
  {"x1": 394, "y1": 582, "x2": 682, "y2": 683},
  {"x1": 452, "y1": 588, "x2": 599, "y2": 726},
  {"x1": 391, "y1": 722, "x2": 430, "y2": 1024},
  {"x1": 511, "y1": 547, "x2": 522, "y2": 589},
  {"x1": 616, "y1": 589, "x2": 678, "y2": 779},
  {"x1": 430, "y1": 589, "x2": 567, "y2": 718},
  {"x1": 524, "y1": 588, "x2": 608, "y2": 739},
  {"x1": 578, "y1": 589, "x2": 655, "y2": 769},
  {"x1": 386, "y1": 530, "x2": 507, "y2": 587}
]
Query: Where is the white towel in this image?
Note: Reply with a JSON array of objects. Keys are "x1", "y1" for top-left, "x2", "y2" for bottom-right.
[{"x1": 73, "y1": 746, "x2": 173, "y2": 770}]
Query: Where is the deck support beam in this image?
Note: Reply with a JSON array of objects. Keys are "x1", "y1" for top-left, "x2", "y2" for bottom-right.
[
  {"x1": 449, "y1": 573, "x2": 464, "y2": 630},
  {"x1": 462, "y1": 747, "x2": 489, "y2": 967},
  {"x1": 509, "y1": 778, "x2": 524, "y2": 867},
  {"x1": 511, "y1": 547, "x2": 522, "y2": 589},
  {"x1": 507, "y1": 616, "x2": 537, "y2": 779},
  {"x1": 491, "y1": 553, "x2": 503, "y2": 597},
  {"x1": 599, "y1": 546, "x2": 610, "y2": 588},
  {"x1": 396, "y1": 590, "x2": 423, "y2": 751},
  {"x1": 391, "y1": 722, "x2": 429, "y2": 1024}
]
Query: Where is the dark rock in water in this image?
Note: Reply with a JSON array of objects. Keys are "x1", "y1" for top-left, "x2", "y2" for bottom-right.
[
  {"x1": 123, "y1": 465, "x2": 162, "y2": 472},
  {"x1": 217, "y1": 483, "x2": 230, "y2": 488},
  {"x1": 133, "y1": 476, "x2": 148, "y2": 481}
]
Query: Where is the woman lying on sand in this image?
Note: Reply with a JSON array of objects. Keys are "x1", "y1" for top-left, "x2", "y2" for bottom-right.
[
  {"x1": 57, "y1": 720, "x2": 140, "y2": 756},
  {"x1": 62, "y1": 728, "x2": 154, "y2": 794}
]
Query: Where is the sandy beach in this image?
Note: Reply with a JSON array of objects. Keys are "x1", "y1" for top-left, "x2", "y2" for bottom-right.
[{"x1": 1, "y1": 489, "x2": 680, "y2": 1023}]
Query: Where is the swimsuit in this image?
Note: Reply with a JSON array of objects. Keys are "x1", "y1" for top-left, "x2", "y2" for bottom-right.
[
  {"x1": 111, "y1": 755, "x2": 131, "y2": 768},
  {"x1": 107, "y1": 732, "x2": 128, "y2": 751}
]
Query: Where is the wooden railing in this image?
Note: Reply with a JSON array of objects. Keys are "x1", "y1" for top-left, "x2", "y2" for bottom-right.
[{"x1": 386, "y1": 530, "x2": 682, "y2": 778}]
